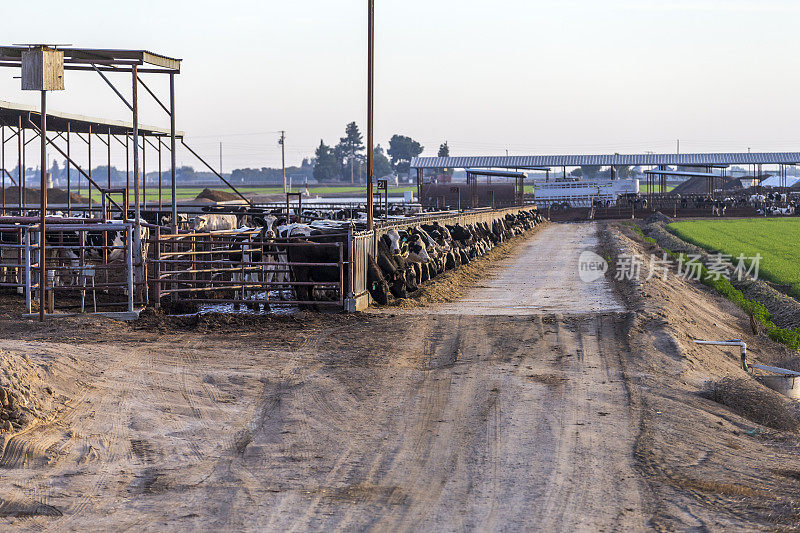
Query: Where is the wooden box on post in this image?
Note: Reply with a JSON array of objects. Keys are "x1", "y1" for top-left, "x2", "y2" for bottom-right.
[{"x1": 21, "y1": 47, "x2": 64, "y2": 91}]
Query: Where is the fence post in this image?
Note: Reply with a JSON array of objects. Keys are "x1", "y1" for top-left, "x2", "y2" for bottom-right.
[
  {"x1": 154, "y1": 226, "x2": 161, "y2": 308},
  {"x1": 126, "y1": 225, "x2": 134, "y2": 313},
  {"x1": 24, "y1": 229, "x2": 31, "y2": 314},
  {"x1": 339, "y1": 242, "x2": 344, "y2": 308},
  {"x1": 344, "y1": 228, "x2": 357, "y2": 312}
]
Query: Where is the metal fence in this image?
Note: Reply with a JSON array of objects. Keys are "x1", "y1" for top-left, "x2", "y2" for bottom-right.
[
  {"x1": 349, "y1": 230, "x2": 375, "y2": 302},
  {"x1": 152, "y1": 229, "x2": 346, "y2": 309},
  {"x1": 0, "y1": 223, "x2": 136, "y2": 314}
]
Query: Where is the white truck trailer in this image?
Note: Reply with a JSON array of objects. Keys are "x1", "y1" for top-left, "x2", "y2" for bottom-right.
[{"x1": 533, "y1": 178, "x2": 639, "y2": 208}]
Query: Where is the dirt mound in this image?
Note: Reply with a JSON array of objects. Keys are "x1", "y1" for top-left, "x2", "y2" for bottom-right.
[
  {"x1": 2, "y1": 187, "x2": 89, "y2": 205},
  {"x1": 134, "y1": 307, "x2": 304, "y2": 332},
  {"x1": 0, "y1": 349, "x2": 55, "y2": 433},
  {"x1": 671, "y1": 176, "x2": 735, "y2": 195},
  {"x1": 644, "y1": 212, "x2": 672, "y2": 225},
  {"x1": 706, "y1": 377, "x2": 800, "y2": 432},
  {"x1": 195, "y1": 188, "x2": 240, "y2": 202}
]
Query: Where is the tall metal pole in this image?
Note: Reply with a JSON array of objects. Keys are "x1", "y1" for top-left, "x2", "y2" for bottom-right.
[
  {"x1": 366, "y1": 0, "x2": 375, "y2": 230},
  {"x1": 125, "y1": 134, "x2": 130, "y2": 207},
  {"x1": 1, "y1": 125, "x2": 5, "y2": 215},
  {"x1": 132, "y1": 65, "x2": 142, "y2": 295},
  {"x1": 280, "y1": 130, "x2": 286, "y2": 194},
  {"x1": 39, "y1": 90, "x2": 47, "y2": 321},
  {"x1": 88, "y1": 125, "x2": 92, "y2": 214},
  {"x1": 170, "y1": 73, "x2": 177, "y2": 233},
  {"x1": 20, "y1": 117, "x2": 25, "y2": 212},
  {"x1": 66, "y1": 122, "x2": 71, "y2": 216},
  {"x1": 107, "y1": 128, "x2": 111, "y2": 190}
]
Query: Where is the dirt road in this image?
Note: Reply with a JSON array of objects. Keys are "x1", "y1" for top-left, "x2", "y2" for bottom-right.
[
  {"x1": 0, "y1": 222, "x2": 650, "y2": 531},
  {"x1": 432, "y1": 222, "x2": 624, "y2": 315}
]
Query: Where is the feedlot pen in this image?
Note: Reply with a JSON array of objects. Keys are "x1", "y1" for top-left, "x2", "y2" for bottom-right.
[
  {"x1": 0, "y1": 222, "x2": 135, "y2": 315},
  {"x1": 0, "y1": 206, "x2": 540, "y2": 316}
]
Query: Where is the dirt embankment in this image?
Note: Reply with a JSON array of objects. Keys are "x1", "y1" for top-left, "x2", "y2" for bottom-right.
[
  {"x1": 2, "y1": 188, "x2": 89, "y2": 205},
  {"x1": 602, "y1": 222, "x2": 800, "y2": 530},
  {"x1": 0, "y1": 350, "x2": 61, "y2": 434},
  {"x1": 194, "y1": 188, "x2": 241, "y2": 202}
]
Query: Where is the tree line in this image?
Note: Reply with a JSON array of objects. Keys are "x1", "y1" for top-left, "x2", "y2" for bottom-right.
[{"x1": 313, "y1": 122, "x2": 426, "y2": 183}]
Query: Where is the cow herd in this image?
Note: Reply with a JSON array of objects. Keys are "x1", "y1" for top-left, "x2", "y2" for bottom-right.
[
  {"x1": 2, "y1": 207, "x2": 544, "y2": 311},
  {"x1": 366, "y1": 210, "x2": 544, "y2": 304},
  {"x1": 673, "y1": 193, "x2": 799, "y2": 216}
]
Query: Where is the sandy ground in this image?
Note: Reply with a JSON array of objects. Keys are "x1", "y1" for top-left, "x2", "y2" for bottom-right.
[{"x1": 1, "y1": 221, "x2": 799, "y2": 530}]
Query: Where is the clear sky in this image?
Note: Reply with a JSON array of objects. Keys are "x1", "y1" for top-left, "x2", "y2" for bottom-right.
[{"x1": 1, "y1": 0, "x2": 799, "y2": 169}]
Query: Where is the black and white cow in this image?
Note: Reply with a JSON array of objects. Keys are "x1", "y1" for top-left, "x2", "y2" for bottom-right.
[{"x1": 190, "y1": 214, "x2": 239, "y2": 232}]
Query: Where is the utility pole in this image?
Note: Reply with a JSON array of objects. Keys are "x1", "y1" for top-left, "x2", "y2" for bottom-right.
[
  {"x1": 366, "y1": 0, "x2": 375, "y2": 230},
  {"x1": 677, "y1": 139, "x2": 680, "y2": 155},
  {"x1": 219, "y1": 142, "x2": 222, "y2": 175},
  {"x1": 279, "y1": 130, "x2": 286, "y2": 194}
]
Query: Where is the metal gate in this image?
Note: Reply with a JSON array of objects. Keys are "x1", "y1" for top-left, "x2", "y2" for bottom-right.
[
  {"x1": 152, "y1": 229, "x2": 346, "y2": 310},
  {"x1": 0, "y1": 223, "x2": 136, "y2": 315}
]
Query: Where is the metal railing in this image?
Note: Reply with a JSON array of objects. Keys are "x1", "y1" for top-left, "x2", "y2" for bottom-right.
[
  {"x1": 349, "y1": 229, "x2": 375, "y2": 300},
  {"x1": 0, "y1": 223, "x2": 136, "y2": 314},
  {"x1": 152, "y1": 228, "x2": 346, "y2": 309}
]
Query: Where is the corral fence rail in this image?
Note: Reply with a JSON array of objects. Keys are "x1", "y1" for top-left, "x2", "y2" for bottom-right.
[
  {"x1": 151, "y1": 228, "x2": 346, "y2": 308},
  {"x1": 0, "y1": 223, "x2": 136, "y2": 315}
]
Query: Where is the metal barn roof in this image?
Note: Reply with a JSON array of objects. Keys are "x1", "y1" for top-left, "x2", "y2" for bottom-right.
[
  {"x1": 643, "y1": 170, "x2": 718, "y2": 178},
  {"x1": 0, "y1": 100, "x2": 184, "y2": 138},
  {"x1": 465, "y1": 168, "x2": 527, "y2": 178},
  {"x1": 0, "y1": 46, "x2": 181, "y2": 72},
  {"x1": 411, "y1": 153, "x2": 800, "y2": 170}
]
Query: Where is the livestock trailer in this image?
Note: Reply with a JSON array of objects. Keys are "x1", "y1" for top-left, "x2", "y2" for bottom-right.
[{"x1": 533, "y1": 178, "x2": 639, "y2": 208}]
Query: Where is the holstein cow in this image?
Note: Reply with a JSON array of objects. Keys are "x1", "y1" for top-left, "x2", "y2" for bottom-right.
[
  {"x1": 190, "y1": 214, "x2": 239, "y2": 232},
  {"x1": 284, "y1": 227, "x2": 349, "y2": 308}
]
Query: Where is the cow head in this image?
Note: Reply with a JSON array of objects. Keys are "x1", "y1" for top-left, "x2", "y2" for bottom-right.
[
  {"x1": 383, "y1": 229, "x2": 409, "y2": 256},
  {"x1": 406, "y1": 234, "x2": 431, "y2": 263},
  {"x1": 254, "y1": 215, "x2": 279, "y2": 239}
]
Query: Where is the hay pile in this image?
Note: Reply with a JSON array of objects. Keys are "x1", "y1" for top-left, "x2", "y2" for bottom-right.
[
  {"x1": 707, "y1": 377, "x2": 800, "y2": 432},
  {"x1": 195, "y1": 188, "x2": 240, "y2": 202}
]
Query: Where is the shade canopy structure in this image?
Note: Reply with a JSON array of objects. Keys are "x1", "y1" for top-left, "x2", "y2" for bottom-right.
[
  {"x1": 411, "y1": 152, "x2": 800, "y2": 170},
  {"x1": 643, "y1": 169, "x2": 718, "y2": 178},
  {"x1": 0, "y1": 100, "x2": 184, "y2": 138},
  {"x1": 465, "y1": 168, "x2": 528, "y2": 179},
  {"x1": 0, "y1": 47, "x2": 180, "y2": 73}
]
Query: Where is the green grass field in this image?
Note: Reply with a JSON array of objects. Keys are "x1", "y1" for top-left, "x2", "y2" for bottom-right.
[
  {"x1": 79, "y1": 185, "x2": 416, "y2": 205},
  {"x1": 639, "y1": 184, "x2": 676, "y2": 194},
  {"x1": 668, "y1": 218, "x2": 800, "y2": 299}
]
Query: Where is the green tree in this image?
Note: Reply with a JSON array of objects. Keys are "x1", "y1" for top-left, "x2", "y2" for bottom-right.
[
  {"x1": 335, "y1": 122, "x2": 365, "y2": 183},
  {"x1": 313, "y1": 140, "x2": 339, "y2": 182},
  {"x1": 388, "y1": 134, "x2": 424, "y2": 176},
  {"x1": 616, "y1": 165, "x2": 633, "y2": 179},
  {"x1": 373, "y1": 144, "x2": 392, "y2": 178},
  {"x1": 438, "y1": 141, "x2": 453, "y2": 181},
  {"x1": 578, "y1": 165, "x2": 601, "y2": 179}
]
